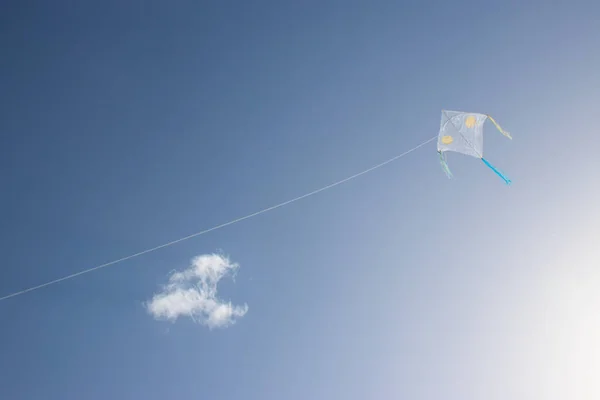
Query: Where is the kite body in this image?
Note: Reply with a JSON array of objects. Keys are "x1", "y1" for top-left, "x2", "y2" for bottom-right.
[{"x1": 437, "y1": 110, "x2": 512, "y2": 185}]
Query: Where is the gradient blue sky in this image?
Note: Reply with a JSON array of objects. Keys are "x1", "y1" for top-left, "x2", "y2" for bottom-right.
[{"x1": 1, "y1": 1, "x2": 599, "y2": 399}]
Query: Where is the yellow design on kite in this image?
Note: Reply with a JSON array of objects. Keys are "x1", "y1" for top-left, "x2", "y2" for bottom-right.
[
  {"x1": 441, "y1": 135, "x2": 453, "y2": 144},
  {"x1": 465, "y1": 115, "x2": 476, "y2": 128}
]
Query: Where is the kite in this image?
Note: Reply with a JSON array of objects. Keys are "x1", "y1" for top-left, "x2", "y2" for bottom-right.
[{"x1": 437, "y1": 110, "x2": 512, "y2": 185}]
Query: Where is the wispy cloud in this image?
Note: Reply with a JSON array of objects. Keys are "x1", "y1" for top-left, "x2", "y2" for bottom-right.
[{"x1": 145, "y1": 253, "x2": 248, "y2": 329}]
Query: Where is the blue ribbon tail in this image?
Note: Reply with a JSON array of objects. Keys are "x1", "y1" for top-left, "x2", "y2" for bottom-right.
[{"x1": 481, "y1": 157, "x2": 511, "y2": 185}]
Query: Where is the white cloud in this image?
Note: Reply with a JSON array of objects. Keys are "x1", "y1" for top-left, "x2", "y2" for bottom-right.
[{"x1": 145, "y1": 253, "x2": 248, "y2": 329}]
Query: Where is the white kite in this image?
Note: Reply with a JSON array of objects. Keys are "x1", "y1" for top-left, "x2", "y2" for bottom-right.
[{"x1": 437, "y1": 110, "x2": 512, "y2": 184}]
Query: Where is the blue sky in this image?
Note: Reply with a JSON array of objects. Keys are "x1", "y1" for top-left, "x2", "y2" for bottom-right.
[{"x1": 1, "y1": 1, "x2": 599, "y2": 399}]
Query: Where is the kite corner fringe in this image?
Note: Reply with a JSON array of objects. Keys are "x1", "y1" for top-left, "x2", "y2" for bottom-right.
[
  {"x1": 438, "y1": 151, "x2": 453, "y2": 179},
  {"x1": 481, "y1": 157, "x2": 512, "y2": 185}
]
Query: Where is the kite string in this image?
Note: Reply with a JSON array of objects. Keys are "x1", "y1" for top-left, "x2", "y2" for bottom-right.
[{"x1": 0, "y1": 135, "x2": 437, "y2": 302}]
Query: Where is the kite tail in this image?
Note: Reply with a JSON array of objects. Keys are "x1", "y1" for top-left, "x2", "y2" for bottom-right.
[
  {"x1": 481, "y1": 157, "x2": 511, "y2": 185},
  {"x1": 487, "y1": 115, "x2": 512, "y2": 140},
  {"x1": 438, "y1": 152, "x2": 453, "y2": 179}
]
